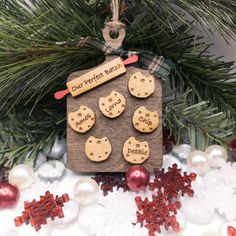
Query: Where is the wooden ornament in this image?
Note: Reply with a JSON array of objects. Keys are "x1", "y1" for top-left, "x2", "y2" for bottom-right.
[
  {"x1": 99, "y1": 91, "x2": 126, "y2": 118},
  {"x1": 68, "y1": 105, "x2": 95, "y2": 133},
  {"x1": 128, "y1": 71, "x2": 155, "y2": 98},
  {"x1": 67, "y1": 59, "x2": 162, "y2": 172},
  {"x1": 67, "y1": 57, "x2": 126, "y2": 97},
  {"x1": 85, "y1": 136, "x2": 112, "y2": 162},
  {"x1": 122, "y1": 137, "x2": 150, "y2": 164},
  {"x1": 132, "y1": 106, "x2": 159, "y2": 133}
]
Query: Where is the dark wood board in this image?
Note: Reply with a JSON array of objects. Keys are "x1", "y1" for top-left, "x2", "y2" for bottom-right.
[{"x1": 67, "y1": 59, "x2": 163, "y2": 172}]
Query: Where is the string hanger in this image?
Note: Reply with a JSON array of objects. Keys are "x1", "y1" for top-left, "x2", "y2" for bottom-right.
[{"x1": 102, "y1": 0, "x2": 126, "y2": 49}]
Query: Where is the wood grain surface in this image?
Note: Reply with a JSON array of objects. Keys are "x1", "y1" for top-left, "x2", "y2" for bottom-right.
[{"x1": 67, "y1": 58, "x2": 163, "y2": 172}]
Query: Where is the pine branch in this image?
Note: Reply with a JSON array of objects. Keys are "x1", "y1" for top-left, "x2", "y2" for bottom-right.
[
  {"x1": 0, "y1": 99, "x2": 66, "y2": 167},
  {"x1": 0, "y1": 0, "x2": 235, "y2": 166},
  {"x1": 142, "y1": 0, "x2": 236, "y2": 40},
  {"x1": 163, "y1": 90, "x2": 235, "y2": 150}
]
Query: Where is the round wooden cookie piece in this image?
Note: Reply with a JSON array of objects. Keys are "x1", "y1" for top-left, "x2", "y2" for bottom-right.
[
  {"x1": 123, "y1": 137, "x2": 150, "y2": 164},
  {"x1": 128, "y1": 71, "x2": 155, "y2": 98},
  {"x1": 68, "y1": 105, "x2": 95, "y2": 133},
  {"x1": 99, "y1": 91, "x2": 126, "y2": 118},
  {"x1": 132, "y1": 106, "x2": 159, "y2": 133},
  {"x1": 85, "y1": 136, "x2": 112, "y2": 162}
]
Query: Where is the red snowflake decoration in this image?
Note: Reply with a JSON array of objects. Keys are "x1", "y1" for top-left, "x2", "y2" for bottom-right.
[
  {"x1": 228, "y1": 226, "x2": 236, "y2": 236},
  {"x1": 135, "y1": 164, "x2": 196, "y2": 236},
  {"x1": 93, "y1": 173, "x2": 129, "y2": 196},
  {"x1": 14, "y1": 191, "x2": 70, "y2": 231}
]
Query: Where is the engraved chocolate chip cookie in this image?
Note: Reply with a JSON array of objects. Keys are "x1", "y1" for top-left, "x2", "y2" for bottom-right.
[
  {"x1": 128, "y1": 71, "x2": 155, "y2": 98},
  {"x1": 99, "y1": 91, "x2": 126, "y2": 118},
  {"x1": 85, "y1": 136, "x2": 112, "y2": 162},
  {"x1": 132, "y1": 106, "x2": 159, "y2": 133},
  {"x1": 123, "y1": 137, "x2": 150, "y2": 164},
  {"x1": 68, "y1": 105, "x2": 95, "y2": 133}
]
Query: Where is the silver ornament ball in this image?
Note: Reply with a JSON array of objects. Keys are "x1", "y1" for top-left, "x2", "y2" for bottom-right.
[
  {"x1": 34, "y1": 151, "x2": 47, "y2": 170},
  {"x1": 73, "y1": 178, "x2": 99, "y2": 206},
  {"x1": 44, "y1": 136, "x2": 66, "y2": 159},
  {"x1": 205, "y1": 145, "x2": 228, "y2": 168},
  {"x1": 37, "y1": 160, "x2": 66, "y2": 182},
  {"x1": 172, "y1": 144, "x2": 193, "y2": 163},
  {"x1": 8, "y1": 164, "x2": 34, "y2": 190},
  {"x1": 187, "y1": 150, "x2": 210, "y2": 175}
]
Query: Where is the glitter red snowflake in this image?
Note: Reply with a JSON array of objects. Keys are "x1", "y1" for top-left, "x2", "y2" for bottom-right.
[
  {"x1": 135, "y1": 164, "x2": 196, "y2": 236},
  {"x1": 14, "y1": 191, "x2": 70, "y2": 231}
]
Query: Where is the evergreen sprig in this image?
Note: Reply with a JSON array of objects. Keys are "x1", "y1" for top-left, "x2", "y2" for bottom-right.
[{"x1": 0, "y1": 0, "x2": 235, "y2": 166}]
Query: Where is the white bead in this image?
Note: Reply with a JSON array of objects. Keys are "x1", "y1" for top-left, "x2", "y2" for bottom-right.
[
  {"x1": 38, "y1": 160, "x2": 65, "y2": 182},
  {"x1": 205, "y1": 145, "x2": 228, "y2": 168},
  {"x1": 162, "y1": 154, "x2": 182, "y2": 171},
  {"x1": 172, "y1": 144, "x2": 193, "y2": 163},
  {"x1": 219, "y1": 221, "x2": 236, "y2": 236},
  {"x1": 78, "y1": 203, "x2": 105, "y2": 235},
  {"x1": 187, "y1": 151, "x2": 210, "y2": 175},
  {"x1": 52, "y1": 200, "x2": 79, "y2": 229},
  {"x1": 8, "y1": 164, "x2": 34, "y2": 190},
  {"x1": 181, "y1": 197, "x2": 215, "y2": 224},
  {"x1": 73, "y1": 178, "x2": 99, "y2": 206},
  {"x1": 43, "y1": 136, "x2": 66, "y2": 159}
]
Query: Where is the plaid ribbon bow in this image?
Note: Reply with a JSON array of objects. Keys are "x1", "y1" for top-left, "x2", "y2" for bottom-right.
[{"x1": 59, "y1": 37, "x2": 174, "y2": 81}]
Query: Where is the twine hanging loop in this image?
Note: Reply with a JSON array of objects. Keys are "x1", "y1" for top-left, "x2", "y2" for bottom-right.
[{"x1": 102, "y1": 0, "x2": 126, "y2": 49}]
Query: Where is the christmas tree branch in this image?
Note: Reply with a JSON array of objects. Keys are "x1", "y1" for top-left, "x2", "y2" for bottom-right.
[
  {"x1": 0, "y1": 0, "x2": 235, "y2": 166},
  {"x1": 163, "y1": 90, "x2": 235, "y2": 150}
]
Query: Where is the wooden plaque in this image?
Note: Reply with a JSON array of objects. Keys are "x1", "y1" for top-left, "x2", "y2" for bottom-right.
[{"x1": 67, "y1": 59, "x2": 163, "y2": 172}]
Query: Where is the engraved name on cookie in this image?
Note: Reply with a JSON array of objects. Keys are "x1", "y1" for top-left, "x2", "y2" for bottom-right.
[{"x1": 68, "y1": 105, "x2": 95, "y2": 133}]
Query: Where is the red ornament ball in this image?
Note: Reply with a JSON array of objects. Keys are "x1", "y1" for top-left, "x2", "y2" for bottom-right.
[
  {"x1": 125, "y1": 165, "x2": 150, "y2": 191},
  {"x1": 0, "y1": 183, "x2": 19, "y2": 209},
  {"x1": 230, "y1": 138, "x2": 236, "y2": 159}
]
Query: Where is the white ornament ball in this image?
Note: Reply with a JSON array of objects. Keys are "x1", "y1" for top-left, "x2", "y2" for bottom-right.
[
  {"x1": 187, "y1": 150, "x2": 210, "y2": 175},
  {"x1": 8, "y1": 164, "x2": 34, "y2": 190},
  {"x1": 78, "y1": 203, "x2": 105, "y2": 235},
  {"x1": 181, "y1": 198, "x2": 214, "y2": 224},
  {"x1": 44, "y1": 136, "x2": 66, "y2": 159},
  {"x1": 205, "y1": 145, "x2": 228, "y2": 168},
  {"x1": 52, "y1": 200, "x2": 79, "y2": 229},
  {"x1": 73, "y1": 178, "x2": 99, "y2": 206},
  {"x1": 172, "y1": 144, "x2": 193, "y2": 163},
  {"x1": 38, "y1": 160, "x2": 66, "y2": 182},
  {"x1": 162, "y1": 154, "x2": 182, "y2": 171}
]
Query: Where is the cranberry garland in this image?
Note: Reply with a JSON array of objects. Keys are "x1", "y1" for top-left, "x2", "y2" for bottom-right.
[
  {"x1": 92, "y1": 173, "x2": 129, "y2": 196},
  {"x1": 135, "y1": 164, "x2": 196, "y2": 236}
]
